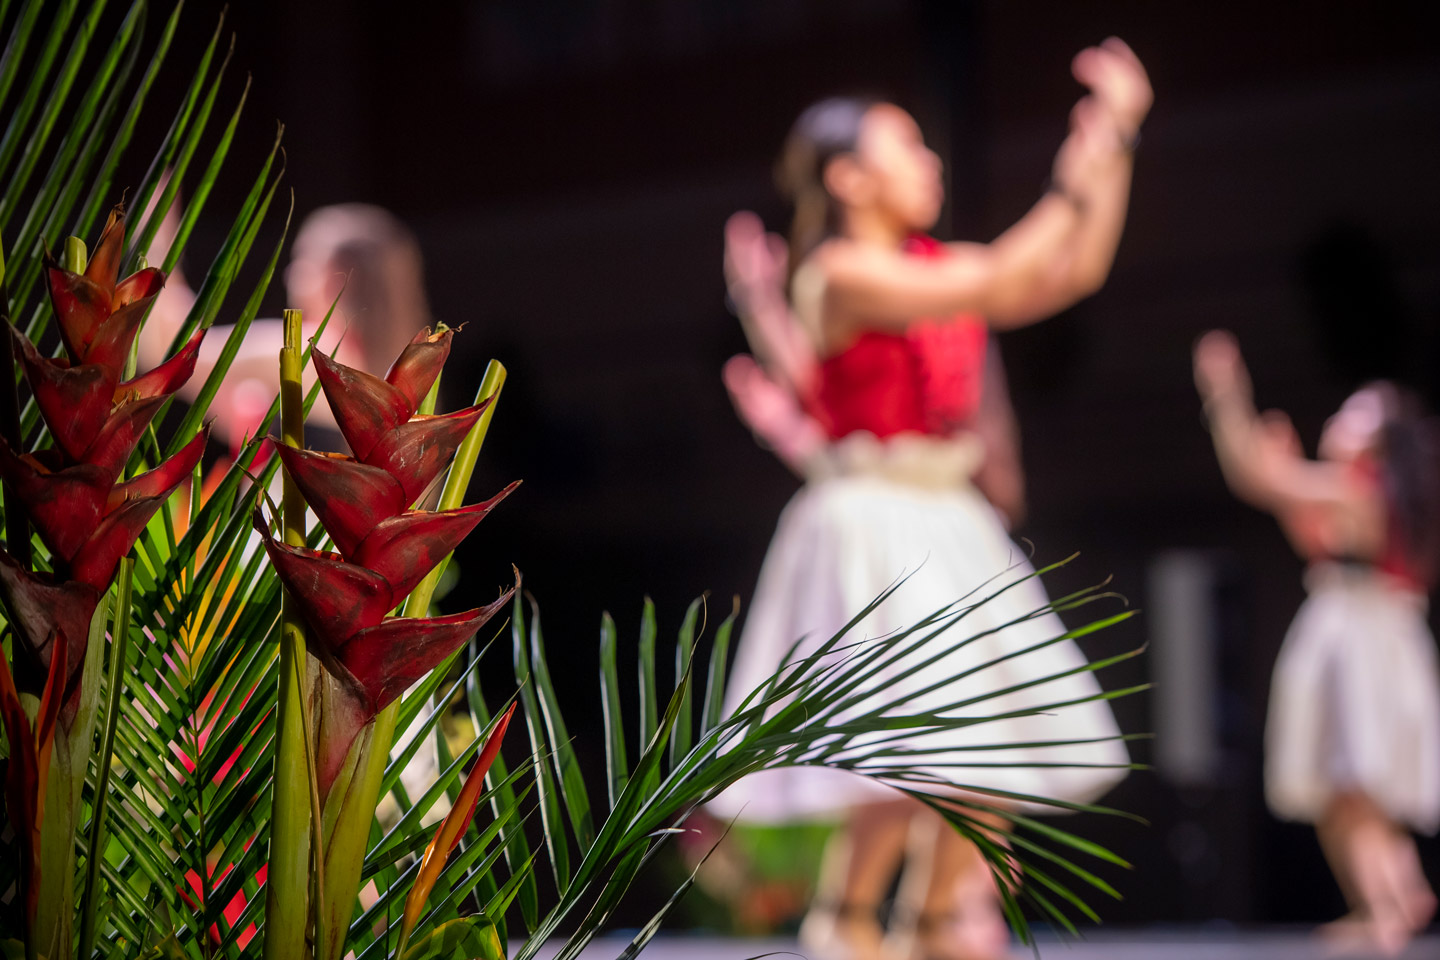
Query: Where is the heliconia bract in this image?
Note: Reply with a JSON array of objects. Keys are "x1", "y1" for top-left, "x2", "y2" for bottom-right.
[{"x1": 254, "y1": 327, "x2": 517, "y2": 797}]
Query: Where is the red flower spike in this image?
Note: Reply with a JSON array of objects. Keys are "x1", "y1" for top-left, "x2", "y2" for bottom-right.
[
  {"x1": 274, "y1": 327, "x2": 517, "y2": 802},
  {"x1": 313, "y1": 350, "x2": 414, "y2": 461},
  {"x1": 384, "y1": 327, "x2": 453, "y2": 412},
  {"x1": 361, "y1": 402, "x2": 489, "y2": 507},
  {"x1": 253, "y1": 514, "x2": 398, "y2": 641},
  {"x1": 274, "y1": 446, "x2": 407, "y2": 557},
  {"x1": 339, "y1": 594, "x2": 514, "y2": 717},
  {"x1": 0, "y1": 441, "x2": 111, "y2": 561},
  {"x1": 9, "y1": 326, "x2": 117, "y2": 461},
  {"x1": 70, "y1": 491, "x2": 179, "y2": 592},
  {"x1": 111, "y1": 267, "x2": 164, "y2": 311},
  {"x1": 0, "y1": 554, "x2": 101, "y2": 672},
  {"x1": 44, "y1": 262, "x2": 112, "y2": 363},
  {"x1": 350, "y1": 484, "x2": 518, "y2": 597},
  {"x1": 0, "y1": 627, "x2": 66, "y2": 935},
  {"x1": 116, "y1": 328, "x2": 205, "y2": 403},
  {"x1": 106, "y1": 428, "x2": 209, "y2": 512},
  {"x1": 43, "y1": 202, "x2": 165, "y2": 369},
  {"x1": 80, "y1": 295, "x2": 156, "y2": 375},
  {"x1": 80, "y1": 394, "x2": 167, "y2": 477},
  {"x1": 83, "y1": 207, "x2": 127, "y2": 293},
  {"x1": 312, "y1": 590, "x2": 516, "y2": 795},
  {"x1": 0, "y1": 205, "x2": 208, "y2": 729}
]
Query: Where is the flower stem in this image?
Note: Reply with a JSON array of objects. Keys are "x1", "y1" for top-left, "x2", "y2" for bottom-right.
[{"x1": 265, "y1": 308, "x2": 315, "y2": 960}]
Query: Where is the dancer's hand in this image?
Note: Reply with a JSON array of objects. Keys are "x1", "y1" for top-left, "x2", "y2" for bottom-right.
[
  {"x1": 1072, "y1": 37, "x2": 1152, "y2": 144},
  {"x1": 724, "y1": 211, "x2": 821, "y2": 397},
  {"x1": 723, "y1": 353, "x2": 826, "y2": 477},
  {"x1": 1052, "y1": 96, "x2": 1119, "y2": 194},
  {"x1": 1193, "y1": 329, "x2": 1252, "y2": 405},
  {"x1": 724, "y1": 211, "x2": 788, "y2": 309}
]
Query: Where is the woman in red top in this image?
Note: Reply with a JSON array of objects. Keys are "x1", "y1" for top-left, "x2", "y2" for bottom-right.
[
  {"x1": 710, "y1": 39, "x2": 1151, "y2": 960},
  {"x1": 1195, "y1": 331, "x2": 1440, "y2": 956}
]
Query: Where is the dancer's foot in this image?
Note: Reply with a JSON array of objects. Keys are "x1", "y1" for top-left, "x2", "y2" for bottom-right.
[
  {"x1": 883, "y1": 899, "x2": 1010, "y2": 960},
  {"x1": 1317, "y1": 909, "x2": 1410, "y2": 958},
  {"x1": 799, "y1": 902, "x2": 886, "y2": 960},
  {"x1": 1318, "y1": 910, "x2": 1374, "y2": 953}
]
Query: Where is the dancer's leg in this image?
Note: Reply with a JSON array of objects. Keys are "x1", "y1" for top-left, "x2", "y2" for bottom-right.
[
  {"x1": 1318, "y1": 791, "x2": 1425, "y2": 956},
  {"x1": 887, "y1": 807, "x2": 1011, "y2": 960},
  {"x1": 800, "y1": 797, "x2": 915, "y2": 960},
  {"x1": 1389, "y1": 828, "x2": 1436, "y2": 932}
]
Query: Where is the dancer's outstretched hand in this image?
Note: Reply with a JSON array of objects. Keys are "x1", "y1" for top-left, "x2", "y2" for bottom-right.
[
  {"x1": 1072, "y1": 37, "x2": 1152, "y2": 143},
  {"x1": 723, "y1": 353, "x2": 826, "y2": 477},
  {"x1": 1193, "y1": 329, "x2": 1253, "y2": 404},
  {"x1": 1054, "y1": 95, "x2": 1120, "y2": 192},
  {"x1": 724, "y1": 210, "x2": 820, "y2": 397},
  {"x1": 724, "y1": 211, "x2": 788, "y2": 309}
]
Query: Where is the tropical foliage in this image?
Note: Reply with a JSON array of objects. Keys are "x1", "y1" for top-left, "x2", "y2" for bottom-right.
[{"x1": 0, "y1": 3, "x2": 1144, "y2": 959}]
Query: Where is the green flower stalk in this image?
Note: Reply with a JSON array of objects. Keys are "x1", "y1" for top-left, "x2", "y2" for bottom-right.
[{"x1": 264, "y1": 307, "x2": 316, "y2": 959}]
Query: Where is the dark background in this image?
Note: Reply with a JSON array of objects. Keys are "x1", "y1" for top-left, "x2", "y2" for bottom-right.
[{"x1": 147, "y1": 0, "x2": 1440, "y2": 931}]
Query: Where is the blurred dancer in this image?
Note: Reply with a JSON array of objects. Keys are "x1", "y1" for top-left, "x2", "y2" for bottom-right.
[
  {"x1": 143, "y1": 202, "x2": 433, "y2": 452},
  {"x1": 1194, "y1": 331, "x2": 1440, "y2": 956},
  {"x1": 711, "y1": 38, "x2": 1150, "y2": 960}
]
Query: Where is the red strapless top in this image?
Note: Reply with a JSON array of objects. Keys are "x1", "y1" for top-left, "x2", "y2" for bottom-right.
[{"x1": 815, "y1": 236, "x2": 987, "y2": 440}]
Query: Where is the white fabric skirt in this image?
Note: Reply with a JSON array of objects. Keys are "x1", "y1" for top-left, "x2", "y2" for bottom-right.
[
  {"x1": 1265, "y1": 563, "x2": 1440, "y2": 833},
  {"x1": 709, "y1": 434, "x2": 1129, "y2": 823}
]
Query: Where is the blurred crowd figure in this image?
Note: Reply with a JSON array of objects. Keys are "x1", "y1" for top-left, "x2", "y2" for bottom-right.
[
  {"x1": 1195, "y1": 332, "x2": 1440, "y2": 956},
  {"x1": 143, "y1": 202, "x2": 434, "y2": 454},
  {"x1": 710, "y1": 38, "x2": 1151, "y2": 960}
]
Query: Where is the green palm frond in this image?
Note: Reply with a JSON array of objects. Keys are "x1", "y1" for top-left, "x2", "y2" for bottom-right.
[{"x1": 361, "y1": 565, "x2": 1141, "y2": 959}]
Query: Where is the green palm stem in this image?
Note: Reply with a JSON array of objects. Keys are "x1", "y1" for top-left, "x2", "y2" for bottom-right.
[
  {"x1": 265, "y1": 307, "x2": 316, "y2": 959},
  {"x1": 318, "y1": 358, "x2": 506, "y2": 960}
]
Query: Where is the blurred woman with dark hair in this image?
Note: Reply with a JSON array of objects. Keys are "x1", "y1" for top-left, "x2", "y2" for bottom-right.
[
  {"x1": 711, "y1": 39, "x2": 1151, "y2": 960},
  {"x1": 143, "y1": 202, "x2": 433, "y2": 453},
  {"x1": 1195, "y1": 331, "x2": 1440, "y2": 957}
]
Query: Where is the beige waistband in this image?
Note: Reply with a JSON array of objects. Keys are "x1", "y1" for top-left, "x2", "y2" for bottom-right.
[
  {"x1": 1304, "y1": 561, "x2": 1428, "y2": 609},
  {"x1": 806, "y1": 431, "x2": 985, "y2": 490}
]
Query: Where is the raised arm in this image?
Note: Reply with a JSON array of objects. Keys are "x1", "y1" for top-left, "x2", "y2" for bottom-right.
[
  {"x1": 812, "y1": 188, "x2": 1080, "y2": 337},
  {"x1": 988, "y1": 39, "x2": 1151, "y2": 326},
  {"x1": 1192, "y1": 331, "x2": 1383, "y2": 560}
]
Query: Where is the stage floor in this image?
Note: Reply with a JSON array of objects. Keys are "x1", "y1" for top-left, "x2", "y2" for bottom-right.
[{"x1": 532, "y1": 929, "x2": 1440, "y2": 959}]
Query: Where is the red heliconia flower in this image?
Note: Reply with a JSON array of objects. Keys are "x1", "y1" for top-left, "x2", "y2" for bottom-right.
[
  {"x1": 0, "y1": 626, "x2": 66, "y2": 938},
  {"x1": 0, "y1": 206, "x2": 207, "y2": 719},
  {"x1": 255, "y1": 328, "x2": 518, "y2": 796}
]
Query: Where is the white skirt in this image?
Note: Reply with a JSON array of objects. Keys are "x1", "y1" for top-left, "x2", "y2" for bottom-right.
[
  {"x1": 710, "y1": 434, "x2": 1129, "y2": 823},
  {"x1": 1265, "y1": 563, "x2": 1440, "y2": 833}
]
